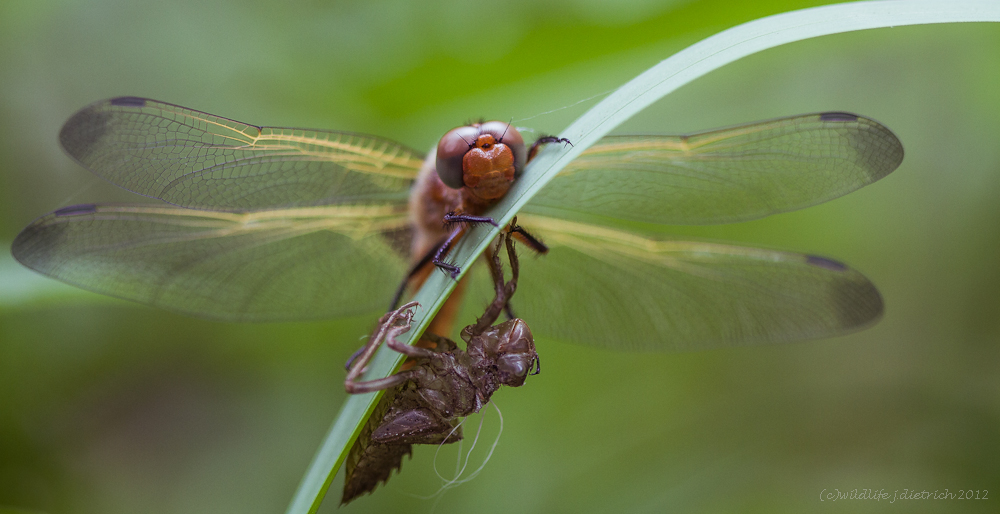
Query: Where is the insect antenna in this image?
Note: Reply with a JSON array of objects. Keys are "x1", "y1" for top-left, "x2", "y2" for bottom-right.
[{"x1": 499, "y1": 118, "x2": 513, "y2": 143}]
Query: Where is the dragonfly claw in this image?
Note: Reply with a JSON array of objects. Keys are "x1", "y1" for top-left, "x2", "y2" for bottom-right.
[{"x1": 434, "y1": 261, "x2": 461, "y2": 279}]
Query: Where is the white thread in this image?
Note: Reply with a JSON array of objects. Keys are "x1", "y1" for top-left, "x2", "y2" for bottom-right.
[
  {"x1": 416, "y1": 400, "x2": 505, "y2": 507},
  {"x1": 514, "y1": 89, "x2": 615, "y2": 123}
]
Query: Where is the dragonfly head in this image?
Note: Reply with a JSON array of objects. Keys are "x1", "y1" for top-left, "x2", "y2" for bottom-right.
[
  {"x1": 492, "y1": 318, "x2": 538, "y2": 387},
  {"x1": 435, "y1": 121, "x2": 526, "y2": 201},
  {"x1": 464, "y1": 317, "x2": 537, "y2": 387}
]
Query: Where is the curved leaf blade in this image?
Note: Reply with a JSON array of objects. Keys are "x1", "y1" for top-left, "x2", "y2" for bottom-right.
[{"x1": 287, "y1": 2, "x2": 1000, "y2": 513}]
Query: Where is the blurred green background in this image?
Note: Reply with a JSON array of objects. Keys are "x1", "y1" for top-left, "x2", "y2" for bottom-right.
[{"x1": 1, "y1": 0, "x2": 997, "y2": 512}]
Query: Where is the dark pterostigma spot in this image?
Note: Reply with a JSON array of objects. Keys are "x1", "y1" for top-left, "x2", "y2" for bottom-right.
[
  {"x1": 54, "y1": 204, "x2": 98, "y2": 217},
  {"x1": 59, "y1": 106, "x2": 112, "y2": 162},
  {"x1": 110, "y1": 96, "x2": 147, "y2": 107},
  {"x1": 807, "y1": 254, "x2": 848, "y2": 272},
  {"x1": 819, "y1": 112, "x2": 859, "y2": 122},
  {"x1": 830, "y1": 275, "x2": 884, "y2": 329},
  {"x1": 12, "y1": 214, "x2": 72, "y2": 271}
]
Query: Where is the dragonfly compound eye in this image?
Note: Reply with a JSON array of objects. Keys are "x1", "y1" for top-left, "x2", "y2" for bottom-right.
[
  {"x1": 498, "y1": 354, "x2": 530, "y2": 381},
  {"x1": 436, "y1": 125, "x2": 478, "y2": 189}
]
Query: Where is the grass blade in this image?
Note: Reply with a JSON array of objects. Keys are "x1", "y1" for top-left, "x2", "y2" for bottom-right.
[{"x1": 286, "y1": 1, "x2": 1000, "y2": 512}]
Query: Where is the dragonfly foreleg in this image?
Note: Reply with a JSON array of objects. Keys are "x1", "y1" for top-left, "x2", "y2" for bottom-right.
[
  {"x1": 345, "y1": 302, "x2": 414, "y2": 373},
  {"x1": 499, "y1": 217, "x2": 541, "y2": 321},
  {"x1": 470, "y1": 224, "x2": 522, "y2": 335},
  {"x1": 485, "y1": 242, "x2": 519, "y2": 321},
  {"x1": 526, "y1": 134, "x2": 573, "y2": 162},
  {"x1": 345, "y1": 370, "x2": 419, "y2": 394},
  {"x1": 345, "y1": 301, "x2": 427, "y2": 394},
  {"x1": 443, "y1": 212, "x2": 500, "y2": 228},
  {"x1": 432, "y1": 225, "x2": 466, "y2": 279}
]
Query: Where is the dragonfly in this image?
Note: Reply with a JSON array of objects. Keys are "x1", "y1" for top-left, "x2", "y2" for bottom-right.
[{"x1": 12, "y1": 97, "x2": 902, "y2": 353}]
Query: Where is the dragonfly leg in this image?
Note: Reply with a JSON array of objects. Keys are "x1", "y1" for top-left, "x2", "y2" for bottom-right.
[
  {"x1": 345, "y1": 302, "x2": 421, "y2": 393},
  {"x1": 526, "y1": 135, "x2": 573, "y2": 163},
  {"x1": 530, "y1": 354, "x2": 540, "y2": 376},
  {"x1": 432, "y1": 225, "x2": 466, "y2": 279},
  {"x1": 470, "y1": 233, "x2": 510, "y2": 333},
  {"x1": 392, "y1": 212, "x2": 488, "y2": 287},
  {"x1": 387, "y1": 219, "x2": 540, "y2": 316},
  {"x1": 510, "y1": 224, "x2": 548, "y2": 255},
  {"x1": 503, "y1": 223, "x2": 520, "y2": 303},
  {"x1": 388, "y1": 238, "x2": 445, "y2": 311},
  {"x1": 346, "y1": 300, "x2": 421, "y2": 369},
  {"x1": 471, "y1": 225, "x2": 522, "y2": 334},
  {"x1": 385, "y1": 332, "x2": 438, "y2": 360},
  {"x1": 484, "y1": 241, "x2": 518, "y2": 321},
  {"x1": 346, "y1": 369, "x2": 418, "y2": 394},
  {"x1": 343, "y1": 345, "x2": 366, "y2": 371},
  {"x1": 443, "y1": 212, "x2": 499, "y2": 227}
]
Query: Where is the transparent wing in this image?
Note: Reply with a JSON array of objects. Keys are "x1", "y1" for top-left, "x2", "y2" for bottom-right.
[
  {"x1": 523, "y1": 112, "x2": 903, "y2": 225},
  {"x1": 11, "y1": 203, "x2": 413, "y2": 321},
  {"x1": 507, "y1": 215, "x2": 882, "y2": 351},
  {"x1": 59, "y1": 97, "x2": 424, "y2": 211}
]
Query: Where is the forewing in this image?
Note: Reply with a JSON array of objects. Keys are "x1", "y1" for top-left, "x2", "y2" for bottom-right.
[
  {"x1": 11, "y1": 203, "x2": 413, "y2": 321},
  {"x1": 523, "y1": 113, "x2": 903, "y2": 225},
  {"x1": 59, "y1": 97, "x2": 423, "y2": 211},
  {"x1": 512, "y1": 215, "x2": 882, "y2": 351}
]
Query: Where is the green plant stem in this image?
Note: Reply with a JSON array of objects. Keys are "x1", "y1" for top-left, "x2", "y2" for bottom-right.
[{"x1": 285, "y1": 1, "x2": 1000, "y2": 512}]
